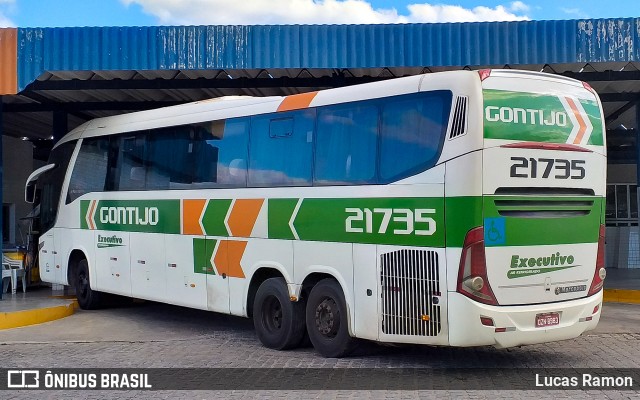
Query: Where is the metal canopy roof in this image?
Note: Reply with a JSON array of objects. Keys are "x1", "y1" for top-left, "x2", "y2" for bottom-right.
[{"x1": 1, "y1": 19, "x2": 639, "y2": 158}]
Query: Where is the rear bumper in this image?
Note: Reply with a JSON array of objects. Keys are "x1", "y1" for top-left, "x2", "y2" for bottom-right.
[{"x1": 447, "y1": 291, "x2": 602, "y2": 348}]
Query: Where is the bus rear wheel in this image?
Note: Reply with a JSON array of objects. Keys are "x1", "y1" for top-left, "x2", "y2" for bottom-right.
[
  {"x1": 306, "y1": 278, "x2": 357, "y2": 358},
  {"x1": 253, "y1": 277, "x2": 305, "y2": 350},
  {"x1": 75, "y1": 259, "x2": 103, "y2": 310}
]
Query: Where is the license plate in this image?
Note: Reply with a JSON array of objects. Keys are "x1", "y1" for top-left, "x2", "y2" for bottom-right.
[{"x1": 535, "y1": 312, "x2": 560, "y2": 328}]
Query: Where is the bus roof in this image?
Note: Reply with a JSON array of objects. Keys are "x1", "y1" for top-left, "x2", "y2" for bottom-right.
[
  {"x1": 52, "y1": 71, "x2": 465, "y2": 148},
  {"x1": 53, "y1": 69, "x2": 601, "y2": 150}
]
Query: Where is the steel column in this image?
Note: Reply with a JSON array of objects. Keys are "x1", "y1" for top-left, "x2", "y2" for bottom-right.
[
  {"x1": 52, "y1": 110, "x2": 67, "y2": 142},
  {"x1": 0, "y1": 97, "x2": 3, "y2": 300},
  {"x1": 637, "y1": 103, "x2": 640, "y2": 230}
]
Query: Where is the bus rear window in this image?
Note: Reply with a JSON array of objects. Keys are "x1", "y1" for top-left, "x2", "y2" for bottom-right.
[
  {"x1": 380, "y1": 93, "x2": 449, "y2": 182},
  {"x1": 315, "y1": 91, "x2": 452, "y2": 185}
]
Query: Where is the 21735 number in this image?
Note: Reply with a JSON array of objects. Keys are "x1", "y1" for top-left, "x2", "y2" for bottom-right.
[{"x1": 510, "y1": 157, "x2": 585, "y2": 180}]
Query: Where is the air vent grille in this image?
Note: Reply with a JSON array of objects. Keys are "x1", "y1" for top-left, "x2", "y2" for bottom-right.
[
  {"x1": 494, "y1": 198, "x2": 594, "y2": 218},
  {"x1": 449, "y1": 96, "x2": 468, "y2": 139},
  {"x1": 493, "y1": 188, "x2": 595, "y2": 218},
  {"x1": 494, "y1": 187, "x2": 595, "y2": 196},
  {"x1": 380, "y1": 249, "x2": 441, "y2": 337}
]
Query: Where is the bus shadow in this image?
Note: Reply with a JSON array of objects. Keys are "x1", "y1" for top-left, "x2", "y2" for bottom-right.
[
  {"x1": 347, "y1": 340, "x2": 584, "y2": 368},
  {"x1": 97, "y1": 299, "x2": 586, "y2": 367}
]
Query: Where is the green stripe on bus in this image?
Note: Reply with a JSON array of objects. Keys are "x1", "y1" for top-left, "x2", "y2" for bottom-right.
[
  {"x1": 193, "y1": 238, "x2": 216, "y2": 275},
  {"x1": 445, "y1": 196, "x2": 483, "y2": 248},
  {"x1": 483, "y1": 196, "x2": 603, "y2": 247},
  {"x1": 80, "y1": 200, "x2": 90, "y2": 229},
  {"x1": 274, "y1": 197, "x2": 446, "y2": 247},
  {"x1": 80, "y1": 195, "x2": 602, "y2": 249},
  {"x1": 483, "y1": 89, "x2": 604, "y2": 146},
  {"x1": 268, "y1": 199, "x2": 299, "y2": 240},
  {"x1": 84, "y1": 199, "x2": 181, "y2": 234},
  {"x1": 583, "y1": 101, "x2": 605, "y2": 145},
  {"x1": 201, "y1": 199, "x2": 232, "y2": 236}
]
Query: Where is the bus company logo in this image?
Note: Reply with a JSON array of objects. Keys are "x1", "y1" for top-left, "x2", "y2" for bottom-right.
[
  {"x1": 97, "y1": 234, "x2": 125, "y2": 248},
  {"x1": 485, "y1": 106, "x2": 568, "y2": 128},
  {"x1": 555, "y1": 284, "x2": 587, "y2": 295},
  {"x1": 84, "y1": 200, "x2": 161, "y2": 230},
  {"x1": 99, "y1": 206, "x2": 159, "y2": 226},
  {"x1": 507, "y1": 252, "x2": 578, "y2": 279},
  {"x1": 484, "y1": 93, "x2": 596, "y2": 146}
]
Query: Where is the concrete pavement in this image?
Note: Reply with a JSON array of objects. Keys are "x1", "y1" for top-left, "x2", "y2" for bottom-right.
[
  {"x1": 0, "y1": 300, "x2": 638, "y2": 399},
  {"x1": 1, "y1": 266, "x2": 638, "y2": 331}
]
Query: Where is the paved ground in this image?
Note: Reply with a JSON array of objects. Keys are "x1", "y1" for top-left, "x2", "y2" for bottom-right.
[{"x1": 1, "y1": 300, "x2": 639, "y2": 399}]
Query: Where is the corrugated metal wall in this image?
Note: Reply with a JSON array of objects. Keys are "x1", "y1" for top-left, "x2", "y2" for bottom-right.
[
  {"x1": 0, "y1": 28, "x2": 17, "y2": 95},
  {"x1": 576, "y1": 19, "x2": 640, "y2": 63},
  {"x1": 14, "y1": 18, "x2": 640, "y2": 93}
]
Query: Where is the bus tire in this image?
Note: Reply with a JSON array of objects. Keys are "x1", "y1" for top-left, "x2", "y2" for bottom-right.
[
  {"x1": 306, "y1": 278, "x2": 357, "y2": 358},
  {"x1": 253, "y1": 277, "x2": 305, "y2": 350},
  {"x1": 75, "y1": 259, "x2": 103, "y2": 310}
]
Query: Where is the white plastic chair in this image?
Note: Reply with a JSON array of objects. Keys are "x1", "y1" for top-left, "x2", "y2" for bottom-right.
[
  {"x1": 2, "y1": 263, "x2": 15, "y2": 294},
  {"x1": 3, "y1": 255, "x2": 26, "y2": 294}
]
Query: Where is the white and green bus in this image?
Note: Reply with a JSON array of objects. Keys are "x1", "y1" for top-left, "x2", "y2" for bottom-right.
[{"x1": 26, "y1": 69, "x2": 606, "y2": 357}]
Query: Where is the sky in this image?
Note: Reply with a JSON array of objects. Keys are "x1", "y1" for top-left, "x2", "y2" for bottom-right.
[{"x1": 0, "y1": 0, "x2": 637, "y2": 27}]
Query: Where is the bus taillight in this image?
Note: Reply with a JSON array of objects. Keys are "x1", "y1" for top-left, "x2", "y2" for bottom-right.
[
  {"x1": 588, "y1": 225, "x2": 607, "y2": 296},
  {"x1": 582, "y1": 81, "x2": 597, "y2": 96},
  {"x1": 478, "y1": 69, "x2": 492, "y2": 81},
  {"x1": 456, "y1": 227, "x2": 499, "y2": 306}
]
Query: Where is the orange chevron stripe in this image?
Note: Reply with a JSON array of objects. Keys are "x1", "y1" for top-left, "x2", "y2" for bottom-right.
[
  {"x1": 227, "y1": 199, "x2": 264, "y2": 237},
  {"x1": 214, "y1": 240, "x2": 246, "y2": 279},
  {"x1": 182, "y1": 199, "x2": 206, "y2": 235},
  {"x1": 277, "y1": 91, "x2": 318, "y2": 112},
  {"x1": 88, "y1": 200, "x2": 97, "y2": 230},
  {"x1": 565, "y1": 97, "x2": 587, "y2": 144}
]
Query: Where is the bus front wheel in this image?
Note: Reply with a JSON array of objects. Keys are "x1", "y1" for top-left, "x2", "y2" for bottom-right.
[
  {"x1": 306, "y1": 278, "x2": 357, "y2": 358},
  {"x1": 75, "y1": 259, "x2": 103, "y2": 310},
  {"x1": 253, "y1": 277, "x2": 305, "y2": 350}
]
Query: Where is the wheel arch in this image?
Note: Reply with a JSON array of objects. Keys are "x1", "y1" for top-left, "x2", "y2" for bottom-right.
[
  {"x1": 301, "y1": 270, "x2": 354, "y2": 336},
  {"x1": 245, "y1": 266, "x2": 287, "y2": 318},
  {"x1": 66, "y1": 248, "x2": 89, "y2": 287}
]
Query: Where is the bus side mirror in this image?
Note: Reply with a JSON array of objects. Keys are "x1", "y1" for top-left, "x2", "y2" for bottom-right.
[
  {"x1": 25, "y1": 182, "x2": 36, "y2": 203},
  {"x1": 25, "y1": 163, "x2": 56, "y2": 203}
]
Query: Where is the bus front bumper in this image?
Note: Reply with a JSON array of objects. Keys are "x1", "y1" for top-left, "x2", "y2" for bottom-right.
[{"x1": 447, "y1": 291, "x2": 602, "y2": 348}]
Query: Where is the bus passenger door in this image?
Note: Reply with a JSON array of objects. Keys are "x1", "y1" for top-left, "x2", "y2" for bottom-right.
[
  {"x1": 52, "y1": 228, "x2": 67, "y2": 284},
  {"x1": 130, "y1": 232, "x2": 166, "y2": 302},
  {"x1": 36, "y1": 229, "x2": 68, "y2": 285},
  {"x1": 93, "y1": 230, "x2": 131, "y2": 296},
  {"x1": 206, "y1": 237, "x2": 230, "y2": 314},
  {"x1": 39, "y1": 232, "x2": 56, "y2": 283},
  {"x1": 165, "y1": 234, "x2": 207, "y2": 309}
]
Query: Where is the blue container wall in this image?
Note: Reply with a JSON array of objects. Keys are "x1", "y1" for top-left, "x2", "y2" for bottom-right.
[{"x1": 15, "y1": 18, "x2": 640, "y2": 92}]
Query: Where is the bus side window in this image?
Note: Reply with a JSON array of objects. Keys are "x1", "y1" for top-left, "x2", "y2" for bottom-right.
[
  {"x1": 191, "y1": 121, "x2": 221, "y2": 187},
  {"x1": 146, "y1": 127, "x2": 191, "y2": 190},
  {"x1": 248, "y1": 110, "x2": 314, "y2": 187},
  {"x1": 66, "y1": 138, "x2": 109, "y2": 203},
  {"x1": 117, "y1": 134, "x2": 147, "y2": 191},
  {"x1": 196, "y1": 118, "x2": 249, "y2": 188},
  {"x1": 315, "y1": 104, "x2": 378, "y2": 185}
]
